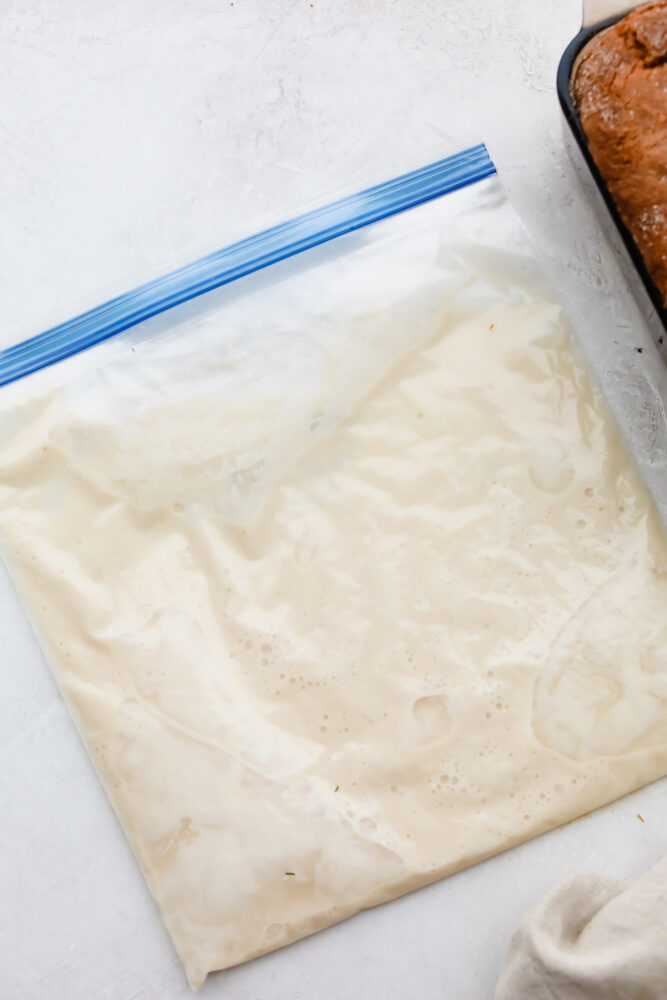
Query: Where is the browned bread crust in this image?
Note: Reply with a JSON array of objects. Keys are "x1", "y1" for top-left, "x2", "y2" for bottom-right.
[{"x1": 573, "y1": 1, "x2": 667, "y2": 304}]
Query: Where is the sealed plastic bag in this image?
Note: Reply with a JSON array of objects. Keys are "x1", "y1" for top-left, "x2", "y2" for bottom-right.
[{"x1": 1, "y1": 144, "x2": 666, "y2": 988}]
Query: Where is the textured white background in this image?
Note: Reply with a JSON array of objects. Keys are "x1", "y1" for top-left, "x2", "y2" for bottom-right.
[{"x1": 1, "y1": 2, "x2": 666, "y2": 999}]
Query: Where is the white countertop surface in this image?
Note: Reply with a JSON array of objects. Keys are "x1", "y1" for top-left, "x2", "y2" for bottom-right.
[{"x1": 1, "y1": 2, "x2": 666, "y2": 998}]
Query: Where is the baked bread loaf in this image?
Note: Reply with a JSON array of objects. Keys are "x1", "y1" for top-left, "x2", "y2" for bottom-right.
[{"x1": 572, "y1": 1, "x2": 667, "y2": 305}]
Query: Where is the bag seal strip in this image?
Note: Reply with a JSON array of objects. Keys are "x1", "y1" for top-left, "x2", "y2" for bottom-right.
[{"x1": 0, "y1": 142, "x2": 495, "y2": 387}]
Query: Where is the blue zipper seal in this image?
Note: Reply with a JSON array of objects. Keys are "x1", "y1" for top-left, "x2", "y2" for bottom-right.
[{"x1": 0, "y1": 143, "x2": 495, "y2": 387}]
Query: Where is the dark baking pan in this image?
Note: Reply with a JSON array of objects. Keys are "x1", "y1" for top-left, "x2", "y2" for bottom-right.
[{"x1": 557, "y1": 2, "x2": 667, "y2": 337}]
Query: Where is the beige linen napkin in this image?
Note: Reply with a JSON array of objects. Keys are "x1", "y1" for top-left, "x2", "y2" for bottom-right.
[{"x1": 495, "y1": 859, "x2": 667, "y2": 999}]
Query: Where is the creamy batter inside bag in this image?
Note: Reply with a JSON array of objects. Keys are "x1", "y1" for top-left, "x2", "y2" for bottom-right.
[{"x1": 1, "y1": 149, "x2": 666, "y2": 987}]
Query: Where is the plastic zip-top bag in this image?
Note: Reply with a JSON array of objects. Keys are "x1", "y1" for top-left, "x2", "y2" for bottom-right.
[{"x1": 1, "y1": 144, "x2": 667, "y2": 988}]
